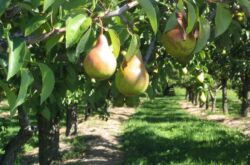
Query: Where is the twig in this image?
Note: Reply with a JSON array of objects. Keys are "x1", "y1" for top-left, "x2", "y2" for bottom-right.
[
  {"x1": 103, "y1": 1, "x2": 139, "y2": 18},
  {"x1": 25, "y1": 28, "x2": 66, "y2": 45},
  {"x1": 25, "y1": 1, "x2": 139, "y2": 44},
  {"x1": 119, "y1": 14, "x2": 134, "y2": 31},
  {"x1": 144, "y1": 37, "x2": 156, "y2": 63}
]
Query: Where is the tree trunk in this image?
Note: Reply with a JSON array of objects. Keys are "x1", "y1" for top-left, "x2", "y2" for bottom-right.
[
  {"x1": 66, "y1": 105, "x2": 78, "y2": 136},
  {"x1": 221, "y1": 78, "x2": 228, "y2": 114},
  {"x1": 192, "y1": 91, "x2": 196, "y2": 104},
  {"x1": 194, "y1": 93, "x2": 199, "y2": 106},
  {"x1": 210, "y1": 89, "x2": 217, "y2": 112},
  {"x1": 38, "y1": 113, "x2": 60, "y2": 165},
  {"x1": 0, "y1": 108, "x2": 34, "y2": 165},
  {"x1": 188, "y1": 89, "x2": 193, "y2": 102},
  {"x1": 199, "y1": 92, "x2": 205, "y2": 108},
  {"x1": 84, "y1": 102, "x2": 92, "y2": 121},
  {"x1": 185, "y1": 87, "x2": 190, "y2": 100},
  {"x1": 206, "y1": 92, "x2": 209, "y2": 110},
  {"x1": 241, "y1": 74, "x2": 250, "y2": 117},
  {"x1": 199, "y1": 101, "x2": 204, "y2": 108}
]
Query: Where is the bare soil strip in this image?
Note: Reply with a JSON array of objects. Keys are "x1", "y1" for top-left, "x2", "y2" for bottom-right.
[
  {"x1": 20, "y1": 107, "x2": 135, "y2": 165},
  {"x1": 180, "y1": 101, "x2": 250, "y2": 137},
  {"x1": 63, "y1": 107, "x2": 135, "y2": 165}
]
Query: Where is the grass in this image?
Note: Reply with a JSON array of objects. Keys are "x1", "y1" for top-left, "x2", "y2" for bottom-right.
[
  {"x1": 121, "y1": 88, "x2": 250, "y2": 165},
  {"x1": 0, "y1": 106, "x2": 39, "y2": 155},
  {"x1": 0, "y1": 114, "x2": 20, "y2": 154},
  {"x1": 62, "y1": 135, "x2": 87, "y2": 161}
]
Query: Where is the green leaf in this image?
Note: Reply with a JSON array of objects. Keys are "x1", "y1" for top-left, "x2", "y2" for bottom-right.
[
  {"x1": 238, "y1": 0, "x2": 250, "y2": 16},
  {"x1": 38, "y1": 63, "x2": 55, "y2": 104},
  {"x1": 0, "y1": 58, "x2": 7, "y2": 74},
  {"x1": 43, "y1": 0, "x2": 56, "y2": 12},
  {"x1": 215, "y1": 4, "x2": 232, "y2": 37},
  {"x1": 113, "y1": 24, "x2": 130, "y2": 45},
  {"x1": 66, "y1": 14, "x2": 92, "y2": 48},
  {"x1": 17, "y1": 2, "x2": 34, "y2": 12},
  {"x1": 45, "y1": 34, "x2": 63, "y2": 53},
  {"x1": 10, "y1": 69, "x2": 34, "y2": 115},
  {"x1": 91, "y1": 0, "x2": 96, "y2": 10},
  {"x1": 30, "y1": 0, "x2": 40, "y2": 8},
  {"x1": 76, "y1": 27, "x2": 92, "y2": 57},
  {"x1": 164, "y1": 13, "x2": 178, "y2": 32},
  {"x1": 193, "y1": 17, "x2": 211, "y2": 53},
  {"x1": 108, "y1": 29, "x2": 121, "y2": 58},
  {"x1": 186, "y1": 1, "x2": 196, "y2": 33},
  {"x1": 25, "y1": 16, "x2": 46, "y2": 36},
  {"x1": 177, "y1": 0, "x2": 184, "y2": 10},
  {"x1": 67, "y1": 48, "x2": 77, "y2": 63},
  {"x1": 125, "y1": 35, "x2": 139, "y2": 61},
  {"x1": 0, "y1": 23, "x2": 3, "y2": 37},
  {"x1": 41, "y1": 106, "x2": 51, "y2": 120},
  {"x1": 0, "y1": 0, "x2": 11, "y2": 17},
  {"x1": 7, "y1": 38, "x2": 28, "y2": 80},
  {"x1": 0, "y1": 80, "x2": 16, "y2": 108},
  {"x1": 65, "y1": 65, "x2": 78, "y2": 90},
  {"x1": 137, "y1": 0, "x2": 158, "y2": 34},
  {"x1": 61, "y1": 0, "x2": 89, "y2": 11}
]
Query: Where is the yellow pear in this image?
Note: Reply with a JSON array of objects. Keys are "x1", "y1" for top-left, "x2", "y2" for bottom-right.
[
  {"x1": 115, "y1": 54, "x2": 149, "y2": 96},
  {"x1": 197, "y1": 72, "x2": 205, "y2": 83},
  {"x1": 83, "y1": 33, "x2": 117, "y2": 80},
  {"x1": 200, "y1": 92, "x2": 206, "y2": 102},
  {"x1": 182, "y1": 67, "x2": 188, "y2": 74}
]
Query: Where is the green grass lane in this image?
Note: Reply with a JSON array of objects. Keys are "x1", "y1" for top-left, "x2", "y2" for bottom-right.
[{"x1": 121, "y1": 92, "x2": 250, "y2": 165}]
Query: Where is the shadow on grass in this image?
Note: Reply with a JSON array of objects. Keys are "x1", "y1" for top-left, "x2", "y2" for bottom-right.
[{"x1": 121, "y1": 97, "x2": 250, "y2": 165}]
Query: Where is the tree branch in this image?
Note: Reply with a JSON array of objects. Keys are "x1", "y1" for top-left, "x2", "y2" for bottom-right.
[
  {"x1": 144, "y1": 37, "x2": 156, "y2": 63},
  {"x1": 25, "y1": 1, "x2": 139, "y2": 44},
  {"x1": 103, "y1": 1, "x2": 139, "y2": 18},
  {"x1": 119, "y1": 14, "x2": 134, "y2": 32},
  {"x1": 26, "y1": 28, "x2": 66, "y2": 45}
]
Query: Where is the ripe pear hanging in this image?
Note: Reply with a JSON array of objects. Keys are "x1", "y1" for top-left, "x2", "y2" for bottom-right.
[
  {"x1": 115, "y1": 53, "x2": 149, "y2": 96},
  {"x1": 83, "y1": 33, "x2": 117, "y2": 80},
  {"x1": 162, "y1": 12, "x2": 197, "y2": 64}
]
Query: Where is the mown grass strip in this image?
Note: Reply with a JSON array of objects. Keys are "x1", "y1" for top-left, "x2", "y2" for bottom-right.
[{"x1": 122, "y1": 92, "x2": 250, "y2": 165}]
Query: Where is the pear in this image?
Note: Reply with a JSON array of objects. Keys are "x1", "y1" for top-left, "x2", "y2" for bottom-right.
[
  {"x1": 200, "y1": 92, "x2": 206, "y2": 103},
  {"x1": 162, "y1": 12, "x2": 197, "y2": 64},
  {"x1": 182, "y1": 67, "x2": 188, "y2": 74},
  {"x1": 162, "y1": 25, "x2": 197, "y2": 64},
  {"x1": 115, "y1": 54, "x2": 149, "y2": 96},
  {"x1": 83, "y1": 33, "x2": 117, "y2": 80},
  {"x1": 197, "y1": 72, "x2": 205, "y2": 83}
]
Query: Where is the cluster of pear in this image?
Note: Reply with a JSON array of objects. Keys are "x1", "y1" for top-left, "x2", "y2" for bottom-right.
[
  {"x1": 83, "y1": 11, "x2": 198, "y2": 95},
  {"x1": 83, "y1": 32, "x2": 149, "y2": 96}
]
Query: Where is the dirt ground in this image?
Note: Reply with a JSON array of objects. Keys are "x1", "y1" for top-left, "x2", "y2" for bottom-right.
[
  {"x1": 21, "y1": 107, "x2": 135, "y2": 165},
  {"x1": 180, "y1": 101, "x2": 250, "y2": 137},
  {"x1": 63, "y1": 107, "x2": 135, "y2": 165}
]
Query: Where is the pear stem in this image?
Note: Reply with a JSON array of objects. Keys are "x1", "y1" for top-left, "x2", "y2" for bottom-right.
[{"x1": 176, "y1": 11, "x2": 187, "y2": 40}]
